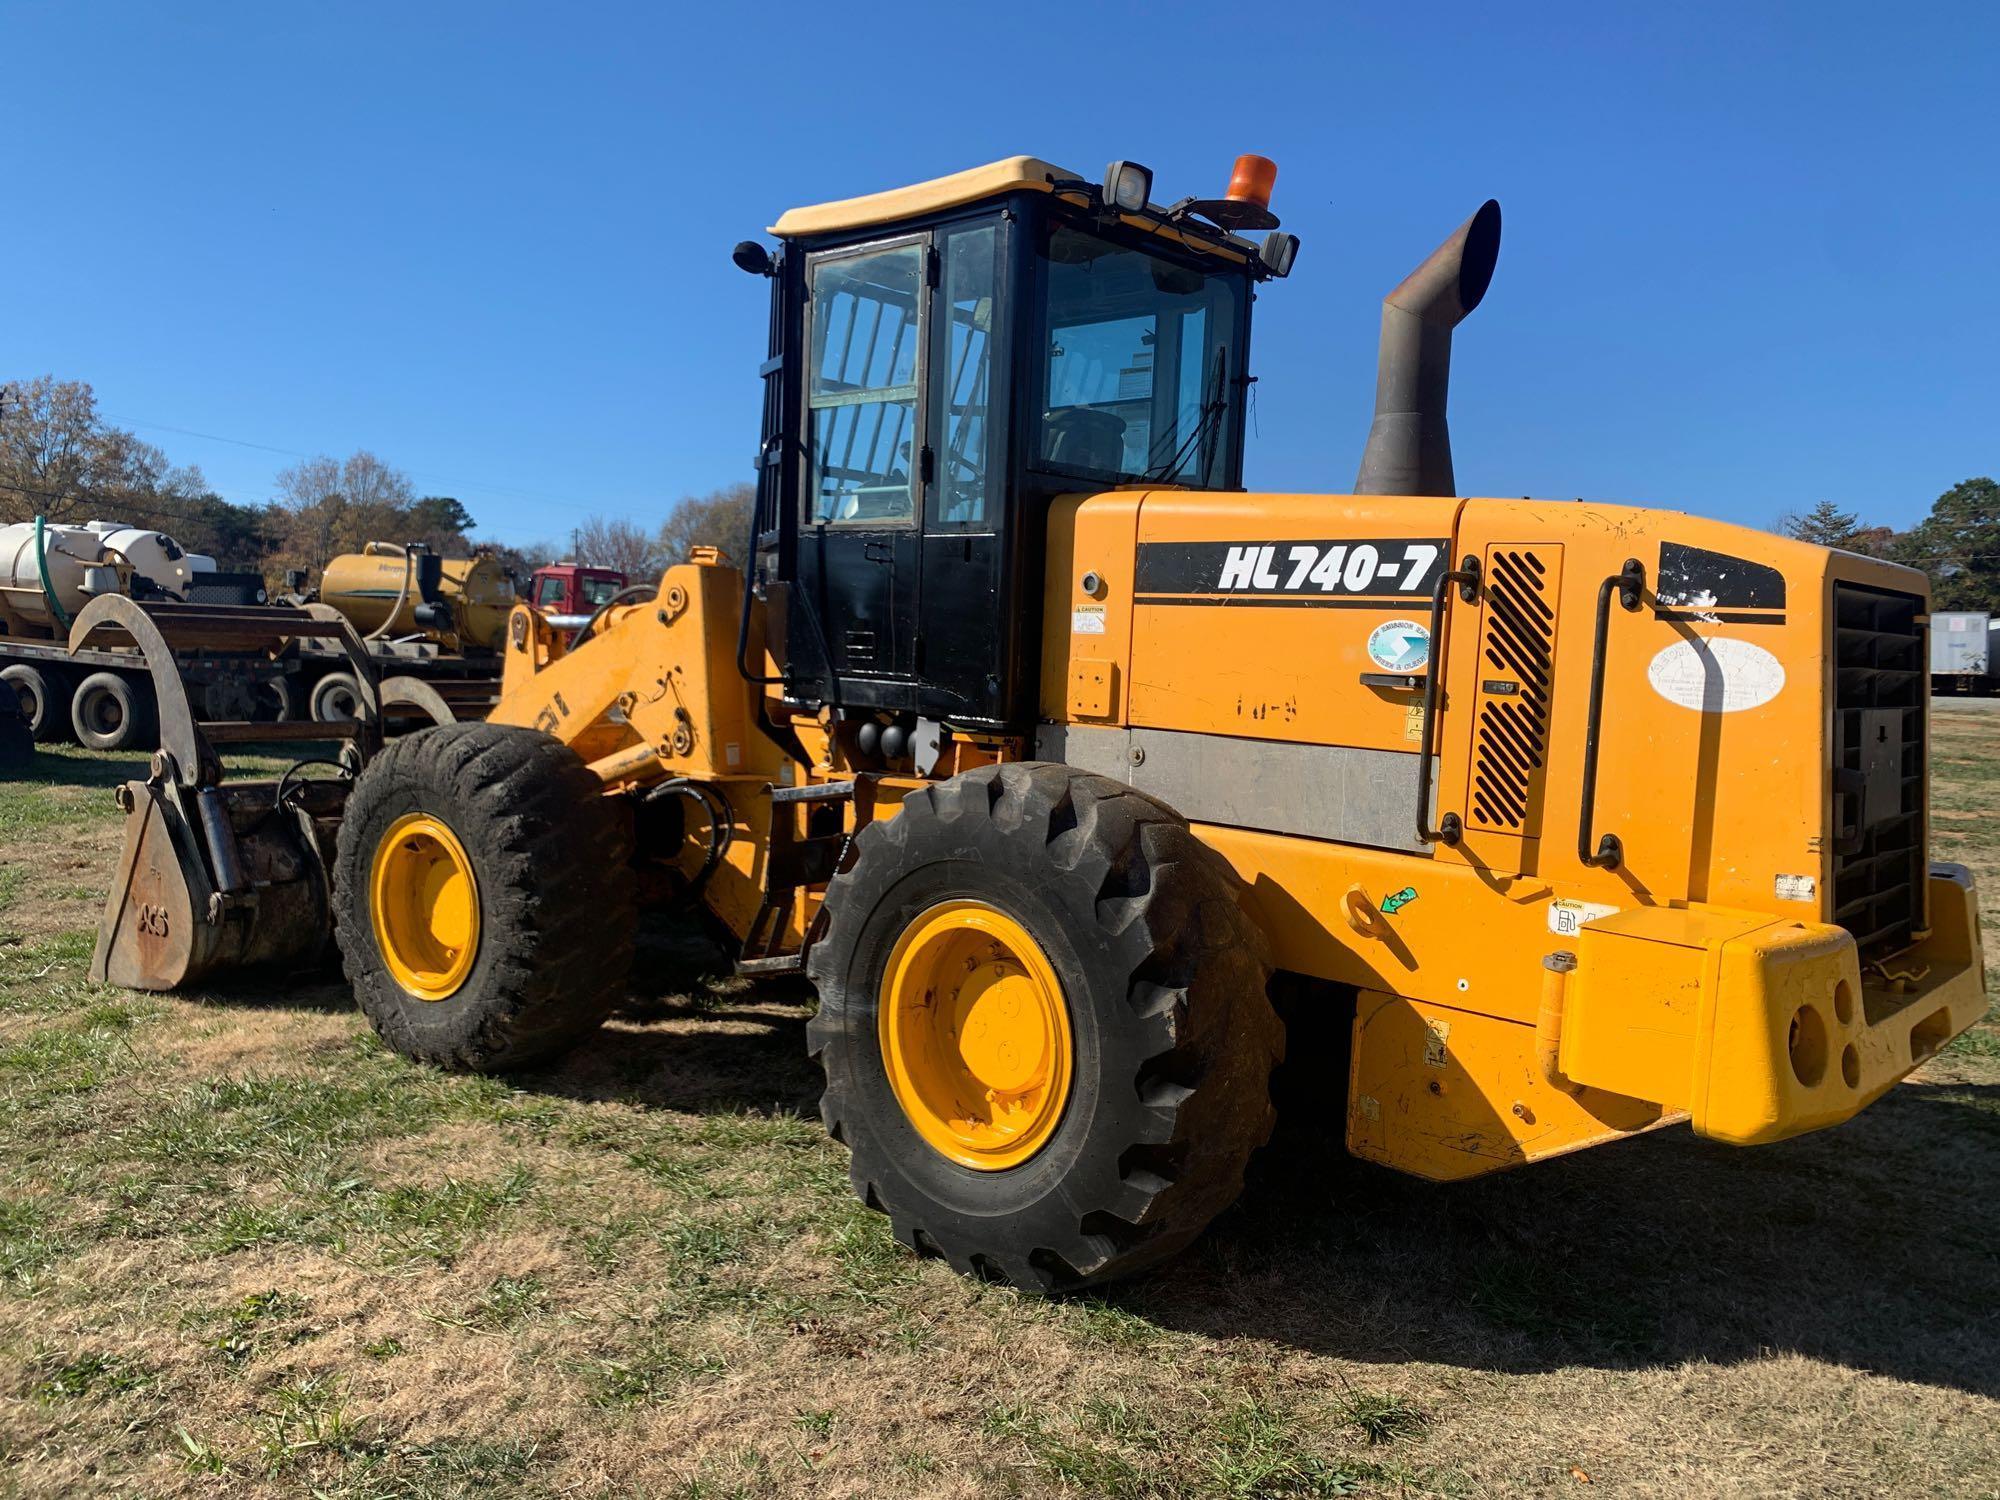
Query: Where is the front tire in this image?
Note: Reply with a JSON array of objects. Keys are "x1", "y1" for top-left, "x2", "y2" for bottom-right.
[
  {"x1": 332, "y1": 722, "x2": 636, "y2": 1070},
  {"x1": 806, "y1": 762, "x2": 1282, "y2": 1292}
]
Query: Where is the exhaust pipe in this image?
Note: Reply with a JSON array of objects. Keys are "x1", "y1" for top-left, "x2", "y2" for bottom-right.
[{"x1": 1354, "y1": 199, "x2": 1502, "y2": 497}]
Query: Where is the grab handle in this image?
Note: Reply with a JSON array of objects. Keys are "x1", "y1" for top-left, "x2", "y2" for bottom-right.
[
  {"x1": 1415, "y1": 555, "x2": 1482, "y2": 847},
  {"x1": 1578, "y1": 559, "x2": 1646, "y2": 870}
]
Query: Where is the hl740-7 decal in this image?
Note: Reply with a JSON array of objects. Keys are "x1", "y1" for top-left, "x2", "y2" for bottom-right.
[{"x1": 1134, "y1": 538, "x2": 1447, "y2": 602}]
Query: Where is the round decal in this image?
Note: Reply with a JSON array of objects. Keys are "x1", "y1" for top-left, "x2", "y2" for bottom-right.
[
  {"x1": 1646, "y1": 637, "x2": 1786, "y2": 713},
  {"x1": 1366, "y1": 618, "x2": 1431, "y2": 672}
]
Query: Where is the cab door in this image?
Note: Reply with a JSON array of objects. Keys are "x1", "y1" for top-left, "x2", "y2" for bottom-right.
[{"x1": 798, "y1": 236, "x2": 928, "y2": 692}]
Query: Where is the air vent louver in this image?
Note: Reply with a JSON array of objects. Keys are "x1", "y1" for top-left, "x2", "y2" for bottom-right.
[{"x1": 1469, "y1": 550, "x2": 1556, "y2": 831}]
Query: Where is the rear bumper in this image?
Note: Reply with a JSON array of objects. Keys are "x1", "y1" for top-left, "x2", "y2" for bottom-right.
[{"x1": 1563, "y1": 865, "x2": 1987, "y2": 1145}]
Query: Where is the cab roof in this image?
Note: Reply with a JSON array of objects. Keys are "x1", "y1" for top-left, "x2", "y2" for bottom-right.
[{"x1": 770, "y1": 155, "x2": 1071, "y2": 239}]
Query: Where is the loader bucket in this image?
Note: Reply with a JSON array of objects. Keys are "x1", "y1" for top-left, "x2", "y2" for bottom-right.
[
  {"x1": 94, "y1": 770, "x2": 344, "y2": 990},
  {"x1": 70, "y1": 594, "x2": 398, "y2": 991}
]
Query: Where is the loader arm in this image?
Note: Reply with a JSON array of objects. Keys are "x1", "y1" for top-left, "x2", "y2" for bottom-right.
[{"x1": 488, "y1": 558, "x2": 783, "y2": 791}]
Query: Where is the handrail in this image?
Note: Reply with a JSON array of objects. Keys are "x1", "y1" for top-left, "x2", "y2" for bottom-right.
[
  {"x1": 1578, "y1": 558, "x2": 1646, "y2": 870},
  {"x1": 1414, "y1": 555, "x2": 1481, "y2": 846}
]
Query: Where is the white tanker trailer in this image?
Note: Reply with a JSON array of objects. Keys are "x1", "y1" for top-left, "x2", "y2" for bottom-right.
[
  {"x1": 0, "y1": 518, "x2": 293, "y2": 752},
  {"x1": 0, "y1": 519, "x2": 513, "y2": 756}
]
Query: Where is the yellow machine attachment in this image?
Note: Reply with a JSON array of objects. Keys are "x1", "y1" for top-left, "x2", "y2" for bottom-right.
[{"x1": 87, "y1": 149, "x2": 1989, "y2": 1293}]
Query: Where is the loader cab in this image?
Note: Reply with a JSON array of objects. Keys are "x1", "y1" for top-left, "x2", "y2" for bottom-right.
[{"x1": 742, "y1": 155, "x2": 1292, "y2": 733}]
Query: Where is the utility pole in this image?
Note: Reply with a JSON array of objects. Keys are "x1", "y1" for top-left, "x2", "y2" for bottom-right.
[{"x1": 572, "y1": 526, "x2": 581, "y2": 565}]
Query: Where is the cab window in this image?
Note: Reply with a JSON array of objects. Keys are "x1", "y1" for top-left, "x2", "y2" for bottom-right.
[
  {"x1": 932, "y1": 223, "x2": 997, "y2": 528},
  {"x1": 1035, "y1": 223, "x2": 1243, "y2": 488},
  {"x1": 533, "y1": 574, "x2": 564, "y2": 608},
  {"x1": 806, "y1": 241, "x2": 924, "y2": 525},
  {"x1": 580, "y1": 576, "x2": 621, "y2": 607}
]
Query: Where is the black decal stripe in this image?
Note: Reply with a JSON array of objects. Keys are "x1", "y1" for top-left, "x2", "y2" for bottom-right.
[
  {"x1": 1655, "y1": 542, "x2": 1787, "y2": 610},
  {"x1": 1135, "y1": 537, "x2": 1449, "y2": 598},
  {"x1": 1651, "y1": 609, "x2": 1789, "y2": 626},
  {"x1": 1133, "y1": 594, "x2": 1422, "y2": 609}
]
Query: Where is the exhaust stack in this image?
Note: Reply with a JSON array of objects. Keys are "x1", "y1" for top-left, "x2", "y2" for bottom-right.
[{"x1": 1354, "y1": 199, "x2": 1502, "y2": 497}]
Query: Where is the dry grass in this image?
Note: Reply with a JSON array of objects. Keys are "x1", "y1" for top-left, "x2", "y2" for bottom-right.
[{"x1": 0, "y1": 725, "x2": 1996, "y2": 1498}]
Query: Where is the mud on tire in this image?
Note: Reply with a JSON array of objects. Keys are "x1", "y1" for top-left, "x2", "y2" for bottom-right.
[
  {"x1": 333, "y1": 722, "x2": 636, "y2": 1071},
  {"x1": 806, "y1": 761, "x2": 1282, "y2": 1292}
]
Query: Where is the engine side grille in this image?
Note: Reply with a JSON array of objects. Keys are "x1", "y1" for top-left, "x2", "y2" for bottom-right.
[
  {"x1": 1831, "y1": 583, "x2": 1926, "y2": 956},
  {"x1": 1469, "y1": 549, "x2": 1556, "y2": 831}
]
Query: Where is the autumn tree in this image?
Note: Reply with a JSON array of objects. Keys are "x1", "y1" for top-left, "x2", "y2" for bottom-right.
[
  {"x1": 657, "y1": 482, "x2": 756, "y2": 566},
  {"x1": 269, "y1": 450, "x2": 422, "y2": 575},
  {"x1": 574, "y1": 514, "x2": 667, "y2": 580},
  {"x1": 0, "y1": 376, "x2": 210, "y2": 525}
]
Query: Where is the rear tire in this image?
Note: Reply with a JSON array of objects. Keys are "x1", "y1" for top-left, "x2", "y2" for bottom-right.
[
  {"x1": 311, "y1": 672, "x2": 362, "y2": 723},
  {"x1": 0, "y1": 680, "x2": 31, "y2": 770},
  {"x1": 1, "y1": 663, "x2": 75, "y2": 744},
  {"x1": 70, "y1": 671, "x2": 154, "y2": 753},
  {"x1": 332, "y1": 722, "x2": 637, "y2": 1070},
  {"x1": 806, "y1": 762, "x2": 1282, "y2": 1292}
]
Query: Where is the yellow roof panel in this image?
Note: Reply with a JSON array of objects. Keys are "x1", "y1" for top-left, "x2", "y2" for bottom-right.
[{"x1": 770, "y1": 156, "x2": 1074, "y2": 238}]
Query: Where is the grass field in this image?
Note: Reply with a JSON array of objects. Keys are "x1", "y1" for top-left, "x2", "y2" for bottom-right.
[{"x1": 0, "y1": 717, "x2": 1995, "y2": 1498}]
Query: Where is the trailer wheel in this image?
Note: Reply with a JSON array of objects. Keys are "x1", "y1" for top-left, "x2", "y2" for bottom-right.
[
  {"x1": 311, "y1": 672, "x2": 362, "y2": 723},
  {"x1": 70, "y1": 672, "x2": 155, "y2": 753},
  {"x1": 333, "y1": 722, "x2": 637, "y2": 1071},
  {"x1": 255, "y1": 674, "x2": 296, "y2": 723},
  {"x1": 0, "y1": 663, "x2": 76, "y2": 744},
  {"x1": 806, "y1": 762, "x2": 1282, "y2": 1292}
]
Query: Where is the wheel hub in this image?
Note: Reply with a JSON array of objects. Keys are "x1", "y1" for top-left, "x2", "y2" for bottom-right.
[
  {"x1": 369, "y1": 813, "x2": 481, "y2": 1000},
  {"x1": 879, "y1": 900, "x2": 1072, "y2": 1170}
]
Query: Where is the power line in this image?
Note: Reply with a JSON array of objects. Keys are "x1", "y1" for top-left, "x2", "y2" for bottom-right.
[{"x1": 102, "y1": 411, "x2": 631, "y2": 518}]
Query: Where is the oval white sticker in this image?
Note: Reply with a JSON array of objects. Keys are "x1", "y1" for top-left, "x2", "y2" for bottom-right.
[{"x1": 1646, "y1": 637, "x2": 1785, "y2": 713}]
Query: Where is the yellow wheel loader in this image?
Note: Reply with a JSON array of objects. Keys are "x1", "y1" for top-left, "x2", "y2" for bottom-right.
[{"x1": 89, "y1": 153, "x2": 1987, "y2": 1291}]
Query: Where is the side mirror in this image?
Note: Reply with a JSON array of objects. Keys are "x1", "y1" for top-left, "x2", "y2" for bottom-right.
[{"x1": 732, "y1": 240, "x2": 773, "y2": 277}]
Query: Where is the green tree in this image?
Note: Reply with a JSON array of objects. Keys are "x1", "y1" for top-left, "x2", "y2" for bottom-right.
[
  {"x1": 408, "y1": 496, "x2": 476, "y2": 551},
  {"x1": 1781, "y1": 499, "x2": 1866, "y2": 548},
  {"x1": 1893, "y1": 477, "x2": 2000, "y2": 611}
]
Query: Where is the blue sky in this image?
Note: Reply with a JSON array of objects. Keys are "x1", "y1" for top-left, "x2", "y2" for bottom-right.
[{"x1": 6, "y1": 1, "x2": 1993, "y2": 546}]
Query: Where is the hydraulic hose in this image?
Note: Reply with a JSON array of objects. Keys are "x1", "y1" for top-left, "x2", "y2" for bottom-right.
[
  {"x1": 33, "y1": 515, "x2": 71, "y2": 632},
  {"x1": 361, "y1": 541, "x2": 419, "y2": 642}
]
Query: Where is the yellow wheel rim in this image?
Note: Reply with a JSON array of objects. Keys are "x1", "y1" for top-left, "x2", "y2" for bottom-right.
[
  {"x1": 369, "y1": 813, "x2": 481, "y2": 1001},
  {"x1": 878, "y1": 900, "x2": 1072, "y2": 1171}
]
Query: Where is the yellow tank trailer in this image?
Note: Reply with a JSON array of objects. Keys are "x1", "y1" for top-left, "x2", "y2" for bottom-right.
[
  {"x1": 92, "y1": 153, "x2": 1986, "y2": 1291},
  {"x1": 316, "y1": 543, "x2": 514, "y2": 653}
]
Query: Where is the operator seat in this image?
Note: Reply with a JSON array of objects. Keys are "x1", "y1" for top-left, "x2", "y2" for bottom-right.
[{"x1": 1043, "y1": 408, "x2": 1127, "y2": 474}]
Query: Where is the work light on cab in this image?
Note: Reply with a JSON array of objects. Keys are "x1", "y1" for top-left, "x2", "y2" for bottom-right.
[{"x1": 1100, "y1": 159, "x2": 1153, "y2": 213}]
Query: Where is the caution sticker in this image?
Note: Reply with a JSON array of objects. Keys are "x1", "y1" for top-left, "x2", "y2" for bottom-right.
[
  {"x1": 1547, "y1": 898, "x2": 1619, "y2": 937},
  {"x1": 1071, "y1": 605, "x2": 1106, "y2": 636}
]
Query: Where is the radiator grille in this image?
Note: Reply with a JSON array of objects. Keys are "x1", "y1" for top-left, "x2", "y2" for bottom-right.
[
  {"x1": 1469, "y1": 550, "x2": 1556, "y2": 831},
  {"x1": 1831, "y1": 583, "x2": 1926, "y2": 956}
]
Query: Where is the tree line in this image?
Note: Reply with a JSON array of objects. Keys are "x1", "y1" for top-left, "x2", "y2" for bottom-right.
[
  {"x1": 1779, "y1": 479, "x2": 2000, "y2": 612},
  {"x1": 0, "y1": 376, "x2": 751, "y2": 592},
  {"x1": 8, "y1": 373, "x2": 1988, "y2": 610}
]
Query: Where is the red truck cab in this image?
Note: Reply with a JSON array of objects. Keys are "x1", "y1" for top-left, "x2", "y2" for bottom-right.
[{"x1": 527, "y1": 565, "x2": 628, "y2": 627}]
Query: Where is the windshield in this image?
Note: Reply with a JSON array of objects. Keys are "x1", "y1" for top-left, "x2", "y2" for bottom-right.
[
  {"x1": 1035, "y1": 222, "x2": 1244, "y2": 488},
  {"x1": 580, "y1": 576, "x2": 622, "y2": 607}
]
